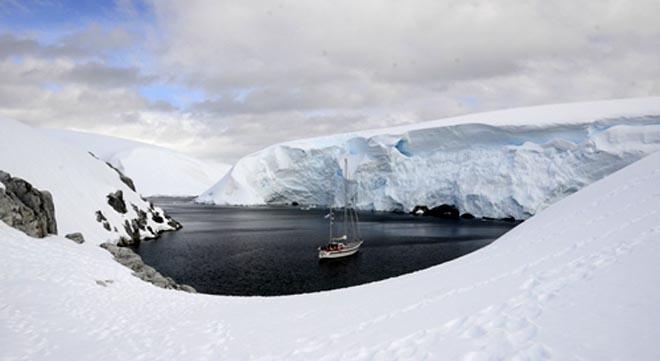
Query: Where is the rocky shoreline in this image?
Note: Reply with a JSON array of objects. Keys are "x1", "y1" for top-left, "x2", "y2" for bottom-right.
[
  {"x1": 101, "y1": 242, "x2": 196, "y2": 293},
  {"x1": 0, "y1": 168, "x2": 195, "y2": 293}
]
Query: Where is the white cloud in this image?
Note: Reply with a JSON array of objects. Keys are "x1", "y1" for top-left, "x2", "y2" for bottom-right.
[
  {"x1": 144, "y1": 0, "x2": 660, "y2": 161},
  {"x1": 1, "y1": 0, "x2": 659, "y2": 164}
]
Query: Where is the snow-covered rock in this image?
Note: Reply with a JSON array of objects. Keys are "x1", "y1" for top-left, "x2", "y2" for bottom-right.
[
  {"x1": 1, "y1": 140, "x2": 659, "y2": 360},
  {"x1": 44, "y1": 129, "x2": 231, "y2": 197},
  {"x1": 0, "y1": 118, "x2": 177, "y2": 245},
  {"x1": 199, "y1": 97, "x2": 660, "y2": 218}
]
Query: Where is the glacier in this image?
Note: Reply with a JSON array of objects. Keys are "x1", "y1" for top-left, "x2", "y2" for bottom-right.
[{"x1": 198, "y1": 97, "x2": 660, "y2": 219}]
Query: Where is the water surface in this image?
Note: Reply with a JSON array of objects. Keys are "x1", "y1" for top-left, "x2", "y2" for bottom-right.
[{"x1": 136, "y1": 198, "x2": 516, "y2": 296}]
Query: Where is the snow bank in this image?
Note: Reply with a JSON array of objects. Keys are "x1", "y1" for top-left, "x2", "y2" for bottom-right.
[
  {"x1": 199, "y1": 97, "x2": 660, "y2": 218},
  {"x1": 0, "y1": 118, "x2": 177, "y2": 245},
  {"x1": 2, "y1": 142, "x2": 659, "y2": 360},
  {"x1": 44, "y1": 129, "x2": 231, "y2": 197}
]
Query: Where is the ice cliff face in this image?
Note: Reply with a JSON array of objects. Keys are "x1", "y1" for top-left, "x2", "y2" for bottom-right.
[{"x1": 198, "y1": 98, "x2": 660, "y2": 219}]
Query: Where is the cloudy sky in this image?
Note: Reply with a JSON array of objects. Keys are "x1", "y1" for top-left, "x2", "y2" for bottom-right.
[{"x1": 1, "y1": 0, "x2": 659, "y2": 162}]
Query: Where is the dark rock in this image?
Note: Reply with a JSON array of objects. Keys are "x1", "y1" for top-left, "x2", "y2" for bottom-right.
[
  {"x1": 411, "y1": 205, "x2": 429, "y2": 215},
  {"x1": 65, "y1": 232, "x2": 85, "y2": 244},
  {"x1": 501, "y1": 216, "x2": 516, "y2": 223},
  {"x1": 178, "y1": 284, "x2": 197, "y2": 293},
  {"x1": 100, "y1": 242, "x2": 196, "y2": 292},
  {"x1": 96, "y1": 210, "x2": 113, "y2": 231},
  {"x1": 291, "y1": 201, "x2": 299, "y2": 206},
  {"x1": 101, "y1": 242, "x2": 143, "y2": 270},
  {"x1": 105, "y1": 162, "x2": 136, "y2": 192},
  {"x1": 131, "y1": 204, "x2": 148, "y2": 230},
  {"x1": 0, "y1": 170, "x2": 58, "y2": 237},
  {"x1": 95, "y1": 210, "x2": 107, "y2": 223},
  {"x1": 120, "y1": 219, "x2": 141, "y2": 246},
  {"x1": 151, "y1": 211, "x2": 164, "y2": 223},
  {"x1": 107, "y1": 190, "x2": 127, "y2": 214},
  {"x1": 460, "y1": 213, "x2": 475, "y2": 220},
  {"x1": 165, "y1": 215, "x2": 182, "y2": 230},
  {"x1": 426, "y1": 204, "x2": 460, "y2": 220},
  {"x1": 131, "y1": 219, "x2": 141, "y2": 234}
]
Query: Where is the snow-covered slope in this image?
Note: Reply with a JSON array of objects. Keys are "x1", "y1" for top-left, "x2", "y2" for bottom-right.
[
  {"x1": 45, "y1": 129, "x2": 231, "y2": 197},
  {"x1": 0, "y1": 119, "x2": 177, "y2": 245},
  {"x1": 2, "y1": 142, "x2": 659, "y2": 360},
  {"x1": 199, "y1": 97, "x2": 660, "y2": 219}
]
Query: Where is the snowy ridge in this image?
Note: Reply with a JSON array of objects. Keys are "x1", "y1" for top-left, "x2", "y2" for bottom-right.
[
  {"x1": 44, "y1": 129, "x2": 231, "y2": 197},
  {"x1": 2, "y1": 145, "x2": 659, "y2": 360},
  {"x1": 0, "y1": 119, "x2": 176, "y2": 245},
  {"x1": 199, "y1": 97, "x2": 660, "y2": 218}
]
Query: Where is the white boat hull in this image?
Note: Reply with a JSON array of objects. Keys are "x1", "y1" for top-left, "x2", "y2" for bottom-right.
[{"x1": 318, "y1": 241, "x2": 363, "y2": 259}]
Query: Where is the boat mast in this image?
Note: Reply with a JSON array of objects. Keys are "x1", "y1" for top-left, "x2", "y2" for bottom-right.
[
  {"x1": 351, "y1": 193, "x2": 360, "y2": 240},
  {"x1": 328, "y1": 208, "x2": 333, "y2": 241},
  {"x1": 343, "y1": 158, "x2": 348, "y2": 239}
]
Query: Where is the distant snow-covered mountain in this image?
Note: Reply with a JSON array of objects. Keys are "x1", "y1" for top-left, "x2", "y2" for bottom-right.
[
  {"x1": 44, "y1": 129, "x2": 231, "y2": 197},
  {"x1": 198, "y1": 97, "x2": 660, "y2": 218}
]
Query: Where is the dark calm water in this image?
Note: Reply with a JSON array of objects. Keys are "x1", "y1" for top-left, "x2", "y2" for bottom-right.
[{"x1": 135, "y1": 198, "x2": 517, "y2": 296}]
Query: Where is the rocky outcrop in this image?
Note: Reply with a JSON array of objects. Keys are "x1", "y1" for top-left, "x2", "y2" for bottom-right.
[
  {"x1": 411, "y1": 204, "x2": 461, "y2": 220},
  {"x1": 100, "y1": 242, "x2": 196, "y2": 293},
  {"x1": 65, "y1": 232, "x2": 85, "y2": 244},
  {"x1": 411, "y1": 205, "x2": 429, "y2": 216},
  {"x1": 151, "y1": 211, "x2": 164, "y2": 223},
  {"x1": 95, "y1": 210, "x2": 112, "y2": 231},
  {"x1": 107, "y1": 190, "x2": 127, "y2": 214},
  {"x1": 166, "y1": 216, "x2": 183, "y2": 230},
  {"x1": 120, "y1": 219, "x2": 141, "y2": 246},
  {"x1": 105, "y1": 162, "x2": 136, "y2": 192},
  {"x1": 0, "y1": 171, "x2": 57, "y2": 238},
  {"x1": 426, "y1": 204, "x2": 460, "y2": 219},
  {"x1": 131, "y1": 204, "x2": 148, "y2": 230}
]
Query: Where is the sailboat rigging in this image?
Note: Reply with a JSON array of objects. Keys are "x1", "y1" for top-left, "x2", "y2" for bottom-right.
[{"x1": 318, "y1": 159, "x2": 363, "y2": 259}]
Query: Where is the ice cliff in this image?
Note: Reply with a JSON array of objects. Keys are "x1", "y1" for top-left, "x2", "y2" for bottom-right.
[{"x1": 198, "y1": 97, "x2": 660, "y2": 219}]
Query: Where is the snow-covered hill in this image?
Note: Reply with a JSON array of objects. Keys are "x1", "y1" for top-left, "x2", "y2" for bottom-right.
[
  {"x1": 198, "y1": 97, "x2": 660, "y2": 219},
  {"x1": 2, "y1": 138, "x2": 659, "y2": 360},
  {"x1": 0, "y1": 119, "x2": 178, "y2": 245},
  {"x1": 45, "y1": 129, "x2": 231, "y2": 197}
]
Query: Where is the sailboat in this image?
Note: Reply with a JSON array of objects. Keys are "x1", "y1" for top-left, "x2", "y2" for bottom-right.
[{"x1": 318, "y1": 159, "x2": 363, "y2": 259}]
